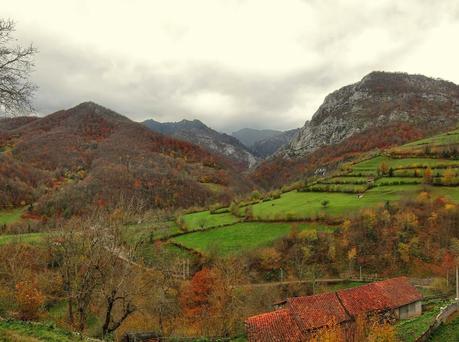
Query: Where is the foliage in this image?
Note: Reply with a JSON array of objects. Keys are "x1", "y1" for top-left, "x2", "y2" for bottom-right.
[{"x1": 15, "y1": 279, "x2": 45, "y2": 320}]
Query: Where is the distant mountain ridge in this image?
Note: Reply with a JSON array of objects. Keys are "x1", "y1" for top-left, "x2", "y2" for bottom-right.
[
  {"x1": 251, "y1": 128, "x2": 299, "y2": 158},
  {"x1": 231, "y1": 127, "x2": 299, "y2": 158},
  {"x1": 231, "y1": 128, "x2": 282, "y2": 148},
  {"x1": 143, "y1": 118, "x2": 257, "y2": 168}
]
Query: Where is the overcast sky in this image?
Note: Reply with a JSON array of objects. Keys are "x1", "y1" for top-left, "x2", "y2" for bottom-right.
[{"x1": 3, "y1": 0, "x2": 459, "y2": 132}]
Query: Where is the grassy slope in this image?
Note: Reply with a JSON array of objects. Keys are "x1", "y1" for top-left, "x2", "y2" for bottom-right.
[
  {"x1": 182, "y1": 211, "x2": 240, "y2": 230},
  {"x1": 249, "y1": 185, "x2": 416, "y2": 220},
  {"x1": 401, "y1": 128, "x2": 459, "y2": 148},
  {"x1": 353, "y1": 156, "x2": 459, "y2": 170},
  {"x1": 396, "y1": 300, "x2": 446, "y2": 342},
  {"x1": 0, "y1": 320, "x2": 85, "y2": 342},
  {"x1": 0, "y1": 208, "x2": 24, "y2": 225},
  {"x1": 172, "y1": 222, "x2": 334, "y2": 256},
  {"x1": 430, "y1": 314, "x2": 459, "y2": 341},
  {"x1": 0, "y1": 233, "x2": 45, "y2": 245}
]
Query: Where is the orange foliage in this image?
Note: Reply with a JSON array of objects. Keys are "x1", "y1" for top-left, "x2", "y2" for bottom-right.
[
  {"x1": 15, "y1": 279, "x2": 45, "y2": 320},
  {"x1": 180, "y1": 268, "x2": 215, "y2": 323}
]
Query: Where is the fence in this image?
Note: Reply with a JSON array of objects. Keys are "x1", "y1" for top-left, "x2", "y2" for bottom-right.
[{"x1": 416, "y1": 301, "x2": 459, "y2": 342}]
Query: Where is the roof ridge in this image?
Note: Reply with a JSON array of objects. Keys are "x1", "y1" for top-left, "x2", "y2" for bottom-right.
[{"x1": 334, "y1": 291, "x2": 353, "y2": 320}]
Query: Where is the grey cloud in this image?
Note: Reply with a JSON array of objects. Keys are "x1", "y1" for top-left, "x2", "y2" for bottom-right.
[{"x1": 17, "y1": 0, "x2": 459, "y2": 133}]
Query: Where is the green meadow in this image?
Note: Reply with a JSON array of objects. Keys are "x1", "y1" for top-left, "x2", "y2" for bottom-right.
[
  {"x1": 0, "y1": 232, "x2": 45, "y2": 245},
  {"x1": 0, "y1": 207, "x2": 24, "y2": 225},
  {"x1": 172, "y1": 222, "x2": 335, "y2": 256}
]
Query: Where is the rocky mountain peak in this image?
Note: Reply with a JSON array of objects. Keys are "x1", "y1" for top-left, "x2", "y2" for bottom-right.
[{"x1": 283, "y1": 71, "x2": 459, "y2": 158}]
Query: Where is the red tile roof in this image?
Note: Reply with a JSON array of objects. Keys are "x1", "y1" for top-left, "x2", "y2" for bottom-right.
[
  {"x1": 246, "y1": 309, "x2": 305, "y2": 342},
  {"x1": 337, "y1": 277, "x2": 422, "y2": 317},
  {"x1": 245, "y1": 277, "x2": 422, "y2": 342},
  {"x1": 287, "y1": 292, "x2": 351, "y2": 331}
]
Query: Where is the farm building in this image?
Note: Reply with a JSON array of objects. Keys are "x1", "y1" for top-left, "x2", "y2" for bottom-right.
[{"x1": 245, "y1": 277, "x2": 422, "y2": 342}]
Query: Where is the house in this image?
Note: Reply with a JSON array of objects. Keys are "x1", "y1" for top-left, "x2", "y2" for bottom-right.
[{"x1": 245, "y1": 277, "x2": 422, "y2": 342}]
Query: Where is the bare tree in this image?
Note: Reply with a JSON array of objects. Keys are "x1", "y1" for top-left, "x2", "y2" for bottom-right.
[
  {"x1": 99, "y1": 223, "x2": 142, "y2": 337},
  {"x1": 0, "y1": 19, "x2": 37, "y2": 116}
]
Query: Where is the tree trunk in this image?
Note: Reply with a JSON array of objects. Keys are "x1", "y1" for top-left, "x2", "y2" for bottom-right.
[
  {"x1": 67, "y1": 296, "x2": 74, "y2": 324},
  {"x1": 102, "y1": 296, "x2": 115, "y2": 337}
]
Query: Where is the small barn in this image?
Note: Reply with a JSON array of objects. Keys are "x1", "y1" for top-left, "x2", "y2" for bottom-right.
[{"x1": 245, "y1": 277, "x2": 422, "y2": 342}]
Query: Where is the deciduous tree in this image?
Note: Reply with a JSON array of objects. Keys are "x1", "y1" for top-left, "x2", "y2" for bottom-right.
[{"x1": 0, "y1": 19, "x2": 37, "y2": 116}]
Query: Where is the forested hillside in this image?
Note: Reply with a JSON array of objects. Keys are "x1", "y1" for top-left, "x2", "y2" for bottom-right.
[{"x1": 0, "y1": 102, "x2": 253, "y2": 217}]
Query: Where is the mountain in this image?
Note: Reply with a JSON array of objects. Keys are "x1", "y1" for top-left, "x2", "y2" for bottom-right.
[
  {"x1": 231, "y1": 128, "x2": 282, "y2": 148},
  {"x1": 143, "y1": 119, "x2": 257, "y2": 168},
  {"x1": 0, "y1": 102, "x2": 253, "y2": 214},
  {"x1": 283, "y1": 71, "x2": 459, "y2": 158},
  {"x1": 250, "y1": 128, "x2": 299, "y2": 158},
  {"x1": 252, "y1": 71, "x2": 459, "y2": 189}
]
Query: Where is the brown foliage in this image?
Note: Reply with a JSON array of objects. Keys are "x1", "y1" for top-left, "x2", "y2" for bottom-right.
[{"x1": 15, "y1": 279, "x2": 45, "y2": 320}]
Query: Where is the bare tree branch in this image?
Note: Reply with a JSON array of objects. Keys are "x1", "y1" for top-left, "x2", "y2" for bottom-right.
[{"x1": 0, "y1": 18, "x2": 37, "y2": 116}]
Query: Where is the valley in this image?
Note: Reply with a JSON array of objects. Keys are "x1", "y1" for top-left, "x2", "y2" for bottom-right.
[{"x1": 1, "y1": 73, "x2": 459, "y2": 341}]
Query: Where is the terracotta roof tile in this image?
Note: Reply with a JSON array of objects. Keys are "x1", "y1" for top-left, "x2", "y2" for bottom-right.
[
  {"x1": 287, "y1": 292, "x2": 351, "y2": 331},
  {"x1": 337, "y1": 277, "x2": 422, "y2": 316},
  {"x1": 245, "y1": 277, "x2": 423, "y2": 342},
  {"x1": 246, "y1": 309, "x2": 305, "y2": 342}
]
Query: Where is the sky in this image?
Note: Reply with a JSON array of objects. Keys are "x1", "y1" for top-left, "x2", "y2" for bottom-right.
[{"x1": 3, "y1": 0, "x2": 459, "y2": 132}]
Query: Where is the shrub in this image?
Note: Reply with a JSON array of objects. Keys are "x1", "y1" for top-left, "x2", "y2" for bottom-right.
[
  {"x1": 229, "y1": 202, "x2": 241, "y2": 216},
  {"x1": 244, "y1": 206, "x2": 254, "y2": 220},
  {"x1": 250, "y1": 190, "x2": 262, "y2": 201},
  {"x1": 15, "y1": 280, "x2": 45, "y2": 320}
]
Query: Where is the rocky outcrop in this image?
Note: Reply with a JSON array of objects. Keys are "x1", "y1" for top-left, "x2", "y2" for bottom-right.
[
  {"x1": 143, "y1": 118, "x2": 257, "y2": 168},
  {"x1": 283, "y1": 71, "x2": 459, "y2": 158}
]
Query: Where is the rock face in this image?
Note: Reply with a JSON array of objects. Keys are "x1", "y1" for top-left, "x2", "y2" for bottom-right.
[
  {"x1": 143, "y1": 119, "x2": 257, "y2": 168},
  {"x1": 283, "y1": 71, "x2": 459, "y2": 158}
]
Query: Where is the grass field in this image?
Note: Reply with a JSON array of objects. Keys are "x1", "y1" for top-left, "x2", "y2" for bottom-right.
[
  {"x1": 0, "y1": 320, "x2": 84, "y2": 342},
  {"x1": 0, "y1": 208, "x2": 24, "y2": 225},
  {"x1": 247, "y1": 185, "x2": 418, "y2": 221},
  {"x1": 431, "y1": 186, "x2": 459, "y2": 202},
  {"x1": 375, "y1": 177, "x2": 422, "y2": 186},
  {"x1": 352, "y1": 156, "x2": 459, "y2": 171},
  {"x1": 401, "y1": 129, "x2": 459, "y2": 148},
  {"x1": 430, "y1": 313, "x2": 459, "y2": 341},
  {"x1": 147, "y1": 131, "x2": 459, "y2": 257},
  {"x1": 0, "y1": 232, "x2": 45, "y2": 245},
  {"x1": 123, "y1": 220, "x2": 182, "y2": 244},
  {"x1": 182, "y1": 210, "x2": 241, "y2": 230},
  {"x1": 319, "y1": 176, "x2": 368, "y2": 184},
  {"x1": 172, "y1": 222, "x2": 335, "y2": 256}
]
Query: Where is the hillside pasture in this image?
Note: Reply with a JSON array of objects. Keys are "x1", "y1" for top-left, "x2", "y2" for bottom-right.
[
  {"x1": 0, "y1": 232, "x2": 45, "y2": 245},
  {"x1": 319, "y1": 176, "x2": 369, "y2": 184},
  {"x1": 398, "y1": 129, "x2": 459, "y2": 149},
  {"x1": 352, "y1": 156, "x2": 459, "y2": 171},
  {"x1": 375, "y1": 177, "x2": 422, "y2": 186},
  {"x1": 122, "y1": 220, "x2": 181, "y2": 244},
  {"x1": 172, "y1": 222, "x2": 335, "y2": 256},
  {"x1": 0, "y1": 320, "x2": 83, "y2": 342},
  {"x1": 245, "y1": 185, "x2": 418, "y2": 221},
  {"x1": 305, "y1": 183, "x2": 368, "y2": 193},
  {"x1": 181, "y1": 210, "x2": 240, "y2": 230},
  {"x1": 0, "y1": 207, "x2": 25, "y2": 225}
]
